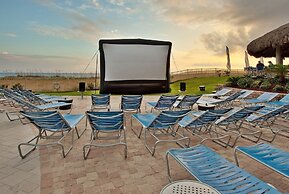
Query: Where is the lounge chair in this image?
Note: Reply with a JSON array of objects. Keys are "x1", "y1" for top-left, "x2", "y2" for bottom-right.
[
  {"x1": 83, "y1": 111, "x2": 127, "y2": 159},
  {"x1": 234, "y1": 143, "x2": 289, "y2": 179},
  {"x1": 120, "y1": 95, "x2": 143, "y2": 112},
  {"x1": 166, "y1": 145, "x2": 281, "y2": 193},
  {"x1": 243, "y1": 92, "x2": 278, "y2": 104},
  {"x1": 146, "y1": 95, "x2": 179, "y2": 112},
  {"x1": 202, "y1": 88, "x2": 232, "y2": 98},
  {"x1": 236, "y1": 89, "x2": 254, "y2": 100},
  {"x1": 266, "y1": 93, "x2": 289, "y2": 108},
  {"x1": 5, "y1": 96, "x2": 72, "y2": 122},
  {"x1": 211, "y1": 105, "x2": 264, "y2": 147},
  {"x1": 131, "y1": 109, "x2": 190, "y2": 155},
  {"x1": 178, "y1": 108, "x2": 232, "y2": 147},
  {"x1": 197, "y1": 90, "x2": 245, "y2": 107},
  {"x1": 91, "y1": 94, "x2": 110, "y2": 111},
  {"x1": 173, "y1": 95, "x2": 201, "y2": 110},
  {"x1": 243, "y1": 106, "x2": 287, "y2": 142},
  {"x1": 19, "y1": 111, "x2": 85, "y2": 158}
]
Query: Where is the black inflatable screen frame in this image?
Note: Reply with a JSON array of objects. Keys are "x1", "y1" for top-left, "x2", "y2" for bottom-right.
[{"x1": 99, "y1": 38, "x2": 171, "y2": 94}]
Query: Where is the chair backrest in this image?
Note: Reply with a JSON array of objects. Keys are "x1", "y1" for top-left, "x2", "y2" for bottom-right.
[
  {"x1": 91, "y1": 94, "x2": 110, "y2": 108},
  {"x1": 20, "y1": 111, "x2": 70, "y2": 131},
  {"x1": 120, "y1": 95, "x2": 143, "y2": 111},
  {"x1": 216, "y1": 105, "x2": 264, "y2": 124},
  {"x1": 237, "y1": 90, "x2": 254, "y2": 99},
  {"x1": 150, "y1": 109, "x2": 190, "y2": 129},
  {"x1": 86, "y1": 111, "x2": 123, "y2": 131},
  {"x1": 215, "y1": 88, "x2": 231, "y2": 96},
  {"x1": 224, "y1": 90, "x2": 246, "y2": 101},
  {"x1": 13, "y1": 96, "x2": 39, "y2": 110},
  {"x1": 182, "y1": 110, "x2": 225, "y2": 128},
  {"x1": 176, "y1": 95, "x2": 201, "y2": 109},
  {"x1": 247, "y1": 106, "x2": 286, "y2": 122},
  {"x1": 155, "y1": 95, "x2": 179, "y2": 110},
  {"x1": 280, "y1": 93, "x2": 289, "y2": 102},
  {"x1": 257, "y1": 92, "x2": 278, "y2": 101}
]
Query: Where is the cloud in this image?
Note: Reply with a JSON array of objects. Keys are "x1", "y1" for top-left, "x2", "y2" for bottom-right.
[
  {"x1": 146, "y1": 0, "x2": 289, "y2": 54},
  {"x1": 201, "y1": 27, "x2": 251, "y2": 55},
  {"x1": 0, "y1": 32, "x2": 17, "y2": 37},
  {"x1": 30, "y1": 1, "x2": 104, "y2": 42}
]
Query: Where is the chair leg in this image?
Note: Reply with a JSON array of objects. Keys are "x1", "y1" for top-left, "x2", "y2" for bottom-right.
[
  {"x1": 234, "y1": 147, "x2": 240, "y2": 167},
  {"x1": 166, "y1": 152, "x2": 173, "y2": 182},
  {"x1": 131, "y1": 117, "x2": 143, "y2": 138},
  {"x1": 18, "y1": 135, "x2": 40, "y2": 159}
]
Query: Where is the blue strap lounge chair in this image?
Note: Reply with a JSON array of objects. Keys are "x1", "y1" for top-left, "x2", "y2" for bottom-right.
[
  {"x1": 266, "y1": 93, "x2": 289, "y2": 108},
  {"x1": 202, "y1": 88, "x2": 232, "y2": 98},
  {"x1": 173, "y1": 95, "x2": 201, "y2": 110},
  {"x1": 166, "y1": 144, "x2": 281, "y2": 193},
  {"x1": 131, "y1": 109, "x2": 190, "y2": 155},
  {"x1": 5, "y1": 95, "x2": 72, "y2": 122},
  {"x1": 120, "y1": 95, "x2": 143, "y2": 112},
  {"x1": 198, "y1": 90, "x2": 246, "y2": 107},
  {"x1": 212, "y1": 105, "x2": 264, "y2": 147},
  {"x1": 83, "y1": 111, "x2": 126, "y2": 159},
  {"x1": 178, "y1": 108, "x2": 232, "y2": 147},
  {"x1": 19, "y1": 111, "x2": 85, "y2": 158},
  {"x1": 243, "y1": 92, "x2": 278, "y2": 104},
  {"x1": 146, "y1": 95, "x2": 179, "y2": 112},
  {"x1": 91, "y1": 94, "x2": 110, "y2": 111},
  {"x1": 234, "y1": 143, "x2": 289, "y2": 179},
  {"x1": 243, "y1": 106, "x2": 287, "y2": 142}
]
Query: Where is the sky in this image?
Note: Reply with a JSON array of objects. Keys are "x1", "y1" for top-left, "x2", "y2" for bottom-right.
[{"x1": 1, "y1": 0, "x2": 289, "y2": 73}]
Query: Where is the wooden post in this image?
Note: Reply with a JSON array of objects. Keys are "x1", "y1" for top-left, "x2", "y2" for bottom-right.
[{"x1": 276, "y1": 46, "x2": 283, "y2": 65}]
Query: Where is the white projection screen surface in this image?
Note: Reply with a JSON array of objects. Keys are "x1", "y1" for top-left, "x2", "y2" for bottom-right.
[{"x1": 103, "y1": 44, "x2": 169, "y2": 81}]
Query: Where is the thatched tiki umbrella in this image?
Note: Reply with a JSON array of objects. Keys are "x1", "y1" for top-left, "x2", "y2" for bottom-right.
[{"x1": 247, "y1": 23, "x2": 289, "y2": 65}]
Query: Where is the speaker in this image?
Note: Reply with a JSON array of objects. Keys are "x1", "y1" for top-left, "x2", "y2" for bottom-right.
[
  {"x1": 180, "y1": 82, "x2": 186, "y2": 92},
  {"x1": 79, "y1": 82, "x2": 86, "y2": 92}
]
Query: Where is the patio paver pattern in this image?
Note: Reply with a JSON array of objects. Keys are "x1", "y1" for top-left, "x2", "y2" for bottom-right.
[{"x1": 0, "y1": 95, "x2": 288, "y2": 193}]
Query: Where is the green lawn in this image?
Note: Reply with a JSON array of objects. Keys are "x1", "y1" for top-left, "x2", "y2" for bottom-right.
[{"x1": 41, "y1": 76, "x2": 229, "y2": 96}]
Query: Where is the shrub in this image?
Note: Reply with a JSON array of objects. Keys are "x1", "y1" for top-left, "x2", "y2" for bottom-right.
[
  {"x1": 259, "y1": 80, "x2": 271, "y2": 90},
  {"x1": 268, "y1": 77, "x2": 279, "y2": 84},
  {"x1": 237, "y1": 77, "x2": 253, "y2": 88},
  {"x1": 273, "y1": 84, "x2": 286, "y2": 92},
  {"x1": 226, "y1": 77, "x2": 240, "y2": 87},
  {"x1": 250, "y1": 80, "x2": 262, "y2": 88},
  {"x1": 11, "y1": 83, "x2": 24, "y2": 90}
]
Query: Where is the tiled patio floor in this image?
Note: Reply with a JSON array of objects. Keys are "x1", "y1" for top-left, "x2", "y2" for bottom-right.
[{"x1": 0, "y1": 95, "x2": 288, "y2": 193}]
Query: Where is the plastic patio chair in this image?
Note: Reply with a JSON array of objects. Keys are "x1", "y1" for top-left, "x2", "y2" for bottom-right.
[
  {"x1": 173, "y1": 95, "x2": 201, "y2": 110},
  {"x1": 120, "y1": 95, "x2": 143, "y2": 112},
  {"x1": 146, "y1": 95, "x2": 179, "y2": 112},
  {"x1": 19, "y1": 111, "x2": 85, "y2": 158},
  {"x1": 91, "y1": 94, "x2": 110, "y2": 111},
  {"x1": 83, "y1": 111, "x2": 127, "y2": 159},
  {"x1": 131, "y1": 109, "x2": 190, "y2": 155}
]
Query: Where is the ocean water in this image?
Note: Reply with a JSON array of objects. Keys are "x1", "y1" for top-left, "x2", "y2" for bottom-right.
[{"x1": 0, "y1": 72, "x2": 96, "y2": 78}]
